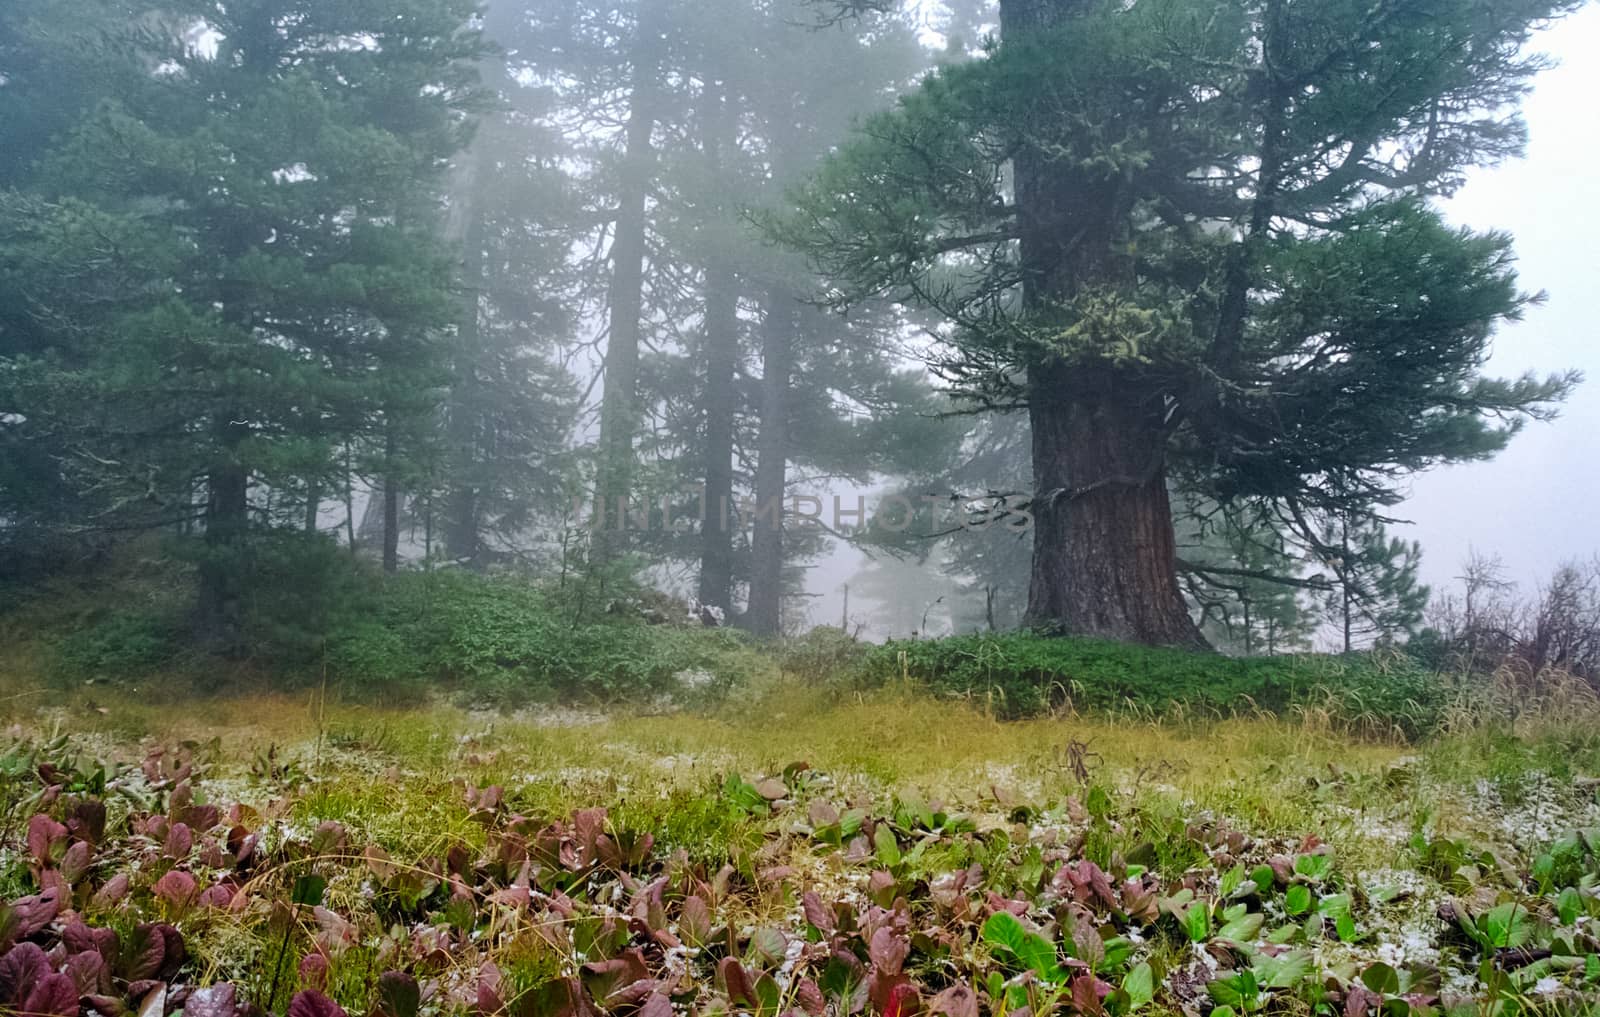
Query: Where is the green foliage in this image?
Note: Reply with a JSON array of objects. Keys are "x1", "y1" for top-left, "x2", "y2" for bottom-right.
[
  {"x1": 323, "y1": 571, "x2": 766, "y2": 704},
  {"x1": 853, "y1": 634, "x2": 1449, "y2": 736},
  {"x1": 779, "y1": 627, "x2": 871, "y2": 685},
  {"x1": 53, "y1": 612, "x2": 181, "y2": 682}
]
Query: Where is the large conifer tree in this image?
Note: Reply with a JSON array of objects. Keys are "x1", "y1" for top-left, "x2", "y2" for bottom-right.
[{"x1": 787, "y1": 0, "x2": 1581, "y2": 647}]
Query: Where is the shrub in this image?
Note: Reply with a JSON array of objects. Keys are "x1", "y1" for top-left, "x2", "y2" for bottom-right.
[
  {"x1": 54, "y1": 610, "x2": 182, "y2": 681},
  {"x1": 779, "y1": 626, "x2": 870, "y2": 685},
  {"x1": 851, "y1": 634, "x2": 1450, "y2": 738},
  {"x1": 323, "y1": 571, "x2": 768, "y2": 705}
]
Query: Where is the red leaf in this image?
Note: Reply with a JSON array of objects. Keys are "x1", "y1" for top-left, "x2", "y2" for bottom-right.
[
  {"x1": 883, "y1": 983, "x2": 920, "y2": 1017},
  {"x1": 26, "y1": 815, "x2": 68, "y2": 867},
  {"x1": 183, "y1": 983, "x2": 238, "y2": 1017},
  {"x1": 299, "y1": 952, "x2": 329, "y2": 991},
  {"x1": 163, "y1": 824, "x2": 193, "y2": 861},
  {"x1": 22, "y1": 972, "x2": 81, "y2": 1017},
  {"x1": 93, "y1": 874, "x2": 131, "y2": 909},
  {"x1": 288, "y1": 990, "x2": 348, "y2": 1017},
  {"x1": 62, "y1": 921, "x2": 118, "y2": 964},
  {"x1": 118, "y1": 924, "x2": 165, "y2": 982},
  {"x1": 65, "y1": 952, "x2": 111, "y2": 996},
  {"x1": 795, "y1": 980, "x2": 827, "y2": 1017},
  {"x1": 9, "y1": 889, "x2": 62, "y2": 939},
  {"x1": 581, "y1": 951, "x2": 649, "y2": 1003},
  {"x1": 375, "y1": 972, "x2": 419, "y2": 1017},
  {"x1": 680, "y1": 895, "x2": 711, "y2": 948},
  {"x1": 475, "y1": 962, "x2": 504, "y2": 1016},
  {"x1": 1, "y1": 943, "x2": 52, "y2": 1006},
  {"x1": 153, "y1": 871, "x2": 198, "y2": 909},
  {"x1": 59, "y1": 843, "x2": 92, "y2": 886},
  {"x1": 868, "y1": 927, "x2": 910, "y2": 977},
  {"x1": 928, "y1": 985, "x2": 978, "y2": 1017},
  {"x1": 717, "y1": 957, "x2": 755, "y2": 1007},
  {"x1": 802, "y1": 892, "x2": 836, "y2": 934}
]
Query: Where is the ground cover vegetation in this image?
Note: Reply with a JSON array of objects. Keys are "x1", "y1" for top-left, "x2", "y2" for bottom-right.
[{"x1": 3, "y1": 676, "x2": 1600, "y2": 1017}]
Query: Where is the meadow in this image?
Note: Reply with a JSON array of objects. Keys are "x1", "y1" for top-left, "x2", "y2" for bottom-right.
[{"x1": 4, "y1": 668, "x2": 1600, "y2": 1017}]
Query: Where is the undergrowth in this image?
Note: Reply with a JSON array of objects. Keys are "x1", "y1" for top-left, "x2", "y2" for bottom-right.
[{"x1": 853, "y1": 635, "x2": 1455, "y2": 737}]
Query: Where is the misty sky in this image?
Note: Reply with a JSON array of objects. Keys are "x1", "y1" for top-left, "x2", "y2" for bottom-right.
[
  {"x1": 1398, "y1": 4, "x2": 1600, "y2": 596},
  {"x1": 813, "y1": 5, "x2": 1600, "y2": 637}
]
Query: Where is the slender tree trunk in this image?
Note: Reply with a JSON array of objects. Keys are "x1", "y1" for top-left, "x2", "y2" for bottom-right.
[
  {"x1": 199, "y1": 419, "x2": 250, "y2": 652},
  {"x1": 1003, "y1": 0, "x2": 1204, "y2": 648},
  {"x1": 444, "y1": 136, "x2": 486, "y2": 567},
  {"x1": 304, "y1": 478, "x2": 320, "y2": 534},
  {"x1": 382, "y1": 427, "x2": 400, "y2": 573},
  {"x1": 344, "y1": 450, "x2": 357, "y2": 556},
  {"x1": 747, "y1": 290, "x2": 794, "y2": 638},
  {"x1": 593, "y1": 0, "x2": 669, "y2": 569},
  {"x1": 697, "y1": 79, "x2": 739, "y2": 615}
]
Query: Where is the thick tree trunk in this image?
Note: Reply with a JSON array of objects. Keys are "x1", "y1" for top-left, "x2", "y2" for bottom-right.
[
  {"x1": 747, "y1": 291, "x2": 793, "y2": 639},
  {"x1": 697, "y1": 79, "x2": 738, "y2": 615},
  {"x1": 1002, "y1": 0, "x2": 1205, "y2": 648},
  {"x1": 1024, "y1": 367, "x2": 1206, "y2": 647},
  {"x1": 593, "y1": 0, "x2": 669, "y2": 569}
]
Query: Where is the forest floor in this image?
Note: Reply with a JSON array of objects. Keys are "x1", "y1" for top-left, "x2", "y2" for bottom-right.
[{"x1": 3, "y1": 682, "x2": 1600, "y2": 1017}]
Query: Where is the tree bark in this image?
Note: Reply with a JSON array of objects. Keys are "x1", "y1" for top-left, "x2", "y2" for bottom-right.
[
  {"x1": 593, "y1": 0, "x2": 669, "y2": 568},
  {"x1": 1024, "y1": 367, "x2": 1207, "y2": 648},
  {"x1": 198, "y1": 418, "x2": 250, "y2": 652},
  {"x1": 747, "y1": 290, "x2": 794, "y2": 638},
  {"x1": 443, "y1": 105, "x2": 488, "y2": 567},
  {"x1": 697, "y1": 78, "x2": 739, "y2": 615},
  {"x1": 382, "y1": 427, "x2": 400, "y2": 574},
  {"x1": 304, "y1": 478, "x2": 320, "y2": 533},
  {"x1": 1002, "y1": 0, "x2": 1206, "y2": 648}
]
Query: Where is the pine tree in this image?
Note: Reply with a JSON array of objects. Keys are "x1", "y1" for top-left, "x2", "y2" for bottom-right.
[
  {"x1": 786, "y1": 0, "x2": 1580, "y2": 648},
  {"x1": 0, "y1": 0, "x2": 483, "y2": 644},
  {"x1": 1320, "y1": 516, "x2": 1431, "y2": 652}
]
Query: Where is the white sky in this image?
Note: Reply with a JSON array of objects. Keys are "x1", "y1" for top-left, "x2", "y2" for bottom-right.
[{"x1": 1398, "y1": 4, "x2": 1600, "y2": 596}]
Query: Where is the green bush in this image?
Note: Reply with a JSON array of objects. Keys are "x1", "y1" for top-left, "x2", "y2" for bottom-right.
[
  {"x1": 780, "y1": 626, "x2": 871, "y2": 685},
  {"x1": 324, "y1": 570, "x2": 768, "y2": 705},
  {"x1": 852, "y1": 634, "x2": 1450, "y2": 738},
  {"x1": 55, "y1": 610, "x2": 182, "y2": 680}
]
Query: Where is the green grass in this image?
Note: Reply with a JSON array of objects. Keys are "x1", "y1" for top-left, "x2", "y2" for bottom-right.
[{"x1": 4, "y1": 676, "x2": 1600, "y2": 1017}]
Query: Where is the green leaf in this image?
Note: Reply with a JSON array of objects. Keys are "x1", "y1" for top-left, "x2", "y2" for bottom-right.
[
  {"x1": 292, "y1": 874, "x2": 327, "y2": 906},
  {"x1": 1250, "y1": 865, "x2": 1275, "y2": 895},
  {"x1": 1481, "y1": 902, "x2": 1534, "y2": 949},
  {"x1": 982, "y1": 911, "x2": 1061, "y2": 981},
  {"x1": 1220, "y1": 864, "x2": 1246, "y2": 898},
  {"x1": 1294, "y1": 854, "x2": 1332, "y2": 881},
  {"x1": 1255, "y1": 951, "x2": 1313, "y2": 989},
  {"x1": 1217, "y1": 912, "x2": 1264, "y2": 944},
  {"x1": 1123, "y1": 963, "x2": 1155, "y2": 1012},
  {"x1": 754, "y1": 974, "x2": 781, "y2": 1017},
  {"x1": 1318, "y1": 894, "x2": 1357, "y2": 942},
  {"x1": 1557, "y1": 888, "x2": 1582, "y2": 926},
  {"x1": 873, "y1": 825, "x2": 902, "y2": 867},
  {"x1": 1285, "y1": 885, "x2": 1313, "y2": 916},
  {"x1": 1363, "y1": 963, "x2": 1401, "y2": 995},
  {"x1": 1208, "y1": 970, "x2": 1258, "y2": 1009},
  {"x1": 1184, "y1": 902, "x2": 1211, "y2": 943}
]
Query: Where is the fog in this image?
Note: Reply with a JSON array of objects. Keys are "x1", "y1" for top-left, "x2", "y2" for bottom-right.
[{"x1": 3, "y1": 0, "x2": 1594, "y2": 655}]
